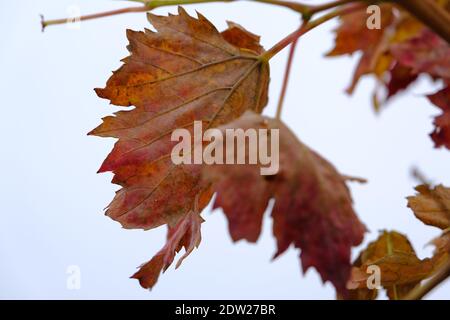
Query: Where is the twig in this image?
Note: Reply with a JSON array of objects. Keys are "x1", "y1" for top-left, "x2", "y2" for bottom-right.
[
  {"x1": 275, "y1": 27, "x2": 302, "y2": 120},
  {"x1": 41, "y1": 5, "x2": 149, "y2": 31},
  {"x1": 404, "y1": 259, "x2": 450, "y2": 300},
  {"x1": 309, "y1": 0, "x2": 357, "y2": 15},
  {"x1": 41, "y1": 0, "x2": 359, "y2": 30}
]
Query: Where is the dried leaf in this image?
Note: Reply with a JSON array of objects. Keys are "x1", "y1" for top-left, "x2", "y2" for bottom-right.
[
  {"x1": 390, "y1": 29, "x2": 450, "y2": 79},
  {"x1": 220, "y1": 21, "x2": 264, "y2": 55},
  {"x1": 342, "y1": 253, "x2": 378, "y2": 300},
  {"x1": 202, "y1": 111, "x2": 366, "y2": 295},
  {"x1": 131, "y1": 210, "x2": 203, "y2": 289},
  {"x1": 428, "y1": 86, "x2": 450, "y2": 150},
  {"x1": 431, "y1": 229, "x2": 450, "y2": 268},
  {"x1": 327, "y1": 4, "x2": 395, "y2": 94},
  {"x1": 91, "y1": 7, "x2": 270, "y2": 230},
  {"x1": 408, "y1": 184, "x2": 450, "y2": 270},
  {"x1": 327, "y1": 2, "x2": 450, "y2": 149},
  {"x1": 386, "y1": 63, "x2": 418, "y2": 99},
  {"x1": 407, "y1": 184, "x2": 450, "y2": 229},
  {"x1": 347, "y1": 231, "x2": 433, "y2": 300}
]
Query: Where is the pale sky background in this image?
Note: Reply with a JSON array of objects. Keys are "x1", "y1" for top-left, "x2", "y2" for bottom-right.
[{"x1": 0, "y1": 0, "x2": 449, "y2": 299}]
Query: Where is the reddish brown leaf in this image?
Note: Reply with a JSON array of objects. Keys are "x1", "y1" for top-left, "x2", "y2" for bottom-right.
[
  {"x1": 328, "y1": 2, "x2": 450, "y2": 148},
  {"x1": 201, "y1": 111, "x2": 366, "y2": 295},
  {"x1": 386, "y1": 63, "x2": 419, "y2": 98},
  {"x1": 91, "y1": 7, "x2": 270, "y2": 230},
  {"x1": 407, "y1": 184, "x2": 450, "y2": 229},
  {"x1": 327, "y1": 4, "x2": 395, "y2": 94},
  {"x1": 407, "y1": 184, "x2": 450, "y2": 275},
  {"x1": 428, "y1": 86, "x2": 450, "y2": 149},
  {"x1": 342, "y1": 253, "x2": 378, "y2": 300},
  {"x1": 390, "y1": 29, "x2": 450, "y2": 79},
  {"x1": 131, "y1": 210, "x2": 203, "y2": 289},
  {"x1": 347, "y1": 231, "x2": 433, "y2": 300},
  {"x1": 327, "y1": 4, "x2": 394, "y2": 57},
  {"x1": 431, "y1": 230, "x2": 450, "y2": 268},
  {"x1": 220, "y1": 21, "x2": 264, "y2": 55}
]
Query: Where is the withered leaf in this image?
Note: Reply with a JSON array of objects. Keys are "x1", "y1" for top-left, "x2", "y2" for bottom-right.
[
  {"x1": 385, "y1": 63, "x2": 418, "y2": 99},
  {"x1": 91, "y1": 7, "x2": 270, "y2": 230},
  {"x1": 327, "y1": 2, "x2": 450, "y2": 149},
  {"x1": 408, "y1": 184, "x2": 450, "y2": 270},
  {"x1": 428, "y1": 86, "x2": 450, "y2": 150},
  {"x1": 131, "y1": 210, "x2": 203, "y2": 289},
  {"x1": 201, "y1": 111, "x2": 366, "y2": 295},
  {"x1": 407, "y1": 184, "x2": 450, "y2": 230},
  {"x1": 431, "y1": 229, "x2": 450, "y2": 268},
  {"x1": 347, "y1": 231, "x2": 433, "y2": 300},
  {"x1": 327, "y1": 3, "x2": 395, "y2": 94},
  {"x1": 390, "y1": 29, "x2": 450, "y2": 79}
]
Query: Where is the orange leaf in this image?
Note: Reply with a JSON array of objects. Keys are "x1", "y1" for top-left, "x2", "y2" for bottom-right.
[
  {"x1": 90, "y1": 7, "x2": 270, "y2": 231},
  {"x1": 407, "y1": 184, "x2": 450, "y2": 229},
  {"x1": 347, "y1": 231, "x2": 433, "y2": 300},
  {"x1": 131, "y1": 210, "x2": 203, "y2": 289}
]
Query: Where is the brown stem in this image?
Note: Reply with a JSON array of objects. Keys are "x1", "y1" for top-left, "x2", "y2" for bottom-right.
[
  {"x1": 247, "y1": 0, "x2": 310, "y2": 14},
  {"x1": 275, "y1": 35, "x2": 299, "y2": 120},
  {"x1": 392, "y1": 0, "x2": 450, "y2": 44},
  {"x1": 41, "y1": 5, "x2": 149, "y2": 31},
  {"x1": 41, "y1": 0, "x2": 359, "y2": 30},
  {"x1": 41, "y1": 0, "x2": 301, "y2": 29},
  {"x1": 404, "y1": 259, "x2": 450, "y2": 300}
]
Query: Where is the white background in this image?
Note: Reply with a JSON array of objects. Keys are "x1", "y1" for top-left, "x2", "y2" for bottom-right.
[{"x1": 0, "y1": 0, "x2": 449, "y2": 299}]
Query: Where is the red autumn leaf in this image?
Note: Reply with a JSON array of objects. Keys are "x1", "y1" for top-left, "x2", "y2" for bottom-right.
[
  {"x1": 428, "y1": 86, "x2": 450, "y2": 149},
  {"x1": 132, "y1": 210, "x2": 203, "y2": 289},
  {"x1": 328, "y1": 2, "x2": 450, "y2": 149},
  {"x1": 90, "y1": 7, "x2": 270, "y2": 231},
  {"x1": 201, "y1": 111, "x2": 366, "y2": 295},
  {"x1": 386, "y1": 63, "x2": 418, "y2": 99},
  {"x1": 327, "y1": 3, "x2": 395, "y2": 94},
  {"x1": 390, "y1": 29, "x2": 450, "y2": 79},
  {"x1": 390, "y1": 28, "x2": 450, "y2": 149}
]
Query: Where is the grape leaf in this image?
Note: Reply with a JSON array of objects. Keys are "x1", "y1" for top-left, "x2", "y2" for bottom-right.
[
  {"x1": 407, "y1": 184, "x2": 450, "y2": 229},
  {"x1": 91, "y1": 7, "x2": 269, "y2": 231},
  {"x1": 408, "y1": 184, "x2": 450, "y2": 269},
  {"x1": 131, "y1": 210, "x2": 203, "y2": 289},
  {"x1": 327, "y1": 2, "x2": 450, "y2": 149},
  {"x1": 327, "y1": 3, "x2": 395, "y2": 94},
  {"x1": 431, "y1": 229, "x2": 450, "y2": 268},
  {"x1": 428, "y1": 85, "x2": 450, "y2": 149},
  {"x1": 391, "y1": 28, "x2": 450, "y2": 149},
  {"x1": 341, "y1": 252, "x2": 378, "y2": 300},
  {"x1": 390, "y1": 29, "x2": 450, "y2": 79},
  {"x1": 347, "y1": 231, "x2": 433, "y2": 300},
  {"x1": 201, "y1": 111, "x2": 366, "y2": 295},
  {"x1": 385, "y1": 63, "x2": 418, "y2": 99}
]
